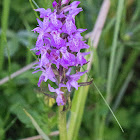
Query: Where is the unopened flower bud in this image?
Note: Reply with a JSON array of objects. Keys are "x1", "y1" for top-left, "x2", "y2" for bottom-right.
[{"x1": 52, "y1": 0, "x2": 57, "y2": 7}]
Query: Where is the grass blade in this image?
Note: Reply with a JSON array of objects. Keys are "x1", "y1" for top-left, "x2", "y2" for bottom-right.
[
  {"x1": 32, "y1": 0, "x2": 39, "y2": 9},
  {"x1": 29, "y1": 0, "x2": 40, "y2": 19},
  {"x1": 92, "y1": 81, "x2": 124, "y2": 132},
  {"x1": 112, "y1": 43, "x2": 124, "y2": 86},
  {"x1": 107, "y1": 71, "x2": 133, "y2": 123},
  {"x1": 23, "y1": 109, "x2": 50, "y2": 140},
  {"x1": 114, "y1": 49, "x2": 140, "y2": 94},
  {"x1": 99, "y1": 0, "x2": 125, "y2": 139},
  {"x1": 106, "y1": 0, "x2": 124, "y2": 103},
  {"x1": 83, "y1": 68, "x2": 124, "y2": 133},
  {"x1": 5, "y1": 117, "x2": 17, "y2": 131}
]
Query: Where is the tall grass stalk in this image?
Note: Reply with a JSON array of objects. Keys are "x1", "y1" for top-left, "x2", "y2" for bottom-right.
[
  {"x1": 32, "y1": 0, "x2": 39, "y2": 9},
  {"x1": 0, "y1": 0, "x2": 11, "y2": 71},
  {"x1": 106, "y1": 0, "x2": 124, "y2": 103},
  {"x1": 29, "y1": 0, "x2": 40, "y2": 19},
  {"x1": 5, "y1": 43, "x2": 12, "y2": 80},
  {"x1": 130, "y1": 0, "x2": 140, "y2": 24},
  {"x1": 112, "y1": 44, "x2": 124, "y2": 86},
  {"x1": 24, "y1": 109, "x2": 50, "y2": 140},
  {"x1": 107, "y1": 71, "x2": 133, "y2": 123},
  {"x1": 114, "y1": 49, "x2": 140, "y2": 94},
  {"x1": 22, "y1": 18, "x2": 33, "y2": 64},
  {"x1": 26, "y1": 38, "x2": 33, "y2": 64},
  {"x1": 99, "y1": 0, "x2": 124, "y2": 139}
]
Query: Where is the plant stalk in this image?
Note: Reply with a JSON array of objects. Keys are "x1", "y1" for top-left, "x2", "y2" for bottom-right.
[
  {"x1": 0, "y1": 0, "x2": 11, "y2": 71},
  {"x1": 106, "y1": 0, "x2": 124, "y2": 103},
  {"x1": 58, "y1": 106, "x2": 67, "y2": 140}
]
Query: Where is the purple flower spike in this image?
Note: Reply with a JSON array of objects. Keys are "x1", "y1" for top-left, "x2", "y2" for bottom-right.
[{"x1": 32, "y1": 0, "x2": 90, "y2": 106}]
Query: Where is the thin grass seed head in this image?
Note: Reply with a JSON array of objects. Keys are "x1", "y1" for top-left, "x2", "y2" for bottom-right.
[{"x1": 32, "y1": 0, "x2": 90, "y2": 106}]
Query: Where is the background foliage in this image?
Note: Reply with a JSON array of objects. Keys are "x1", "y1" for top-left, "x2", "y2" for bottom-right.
[{"x1": 0, "y1": 0, "x2": 140, "y2": 140}]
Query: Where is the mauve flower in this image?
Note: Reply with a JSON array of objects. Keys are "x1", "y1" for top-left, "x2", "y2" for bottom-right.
[
  {"x1": 76, "y1": 52, "x2": 90, "y2": 66},
  {"x1": 66, "y1": 70, "x2": 87, "y2": 92},
  {"x1": 38, "y1": 65, "x2": 56, "y2": 87},
  {"x1": 68, "y1": 35, "x2": 89, "y2": 52},
  {"x1": 63, "y1": 1, "x2": 81, "y2": 12},
  {"x1": 35, "y1": 8, "x2": 52, "y2": 18},
  {"x1": 51, "y1": 30, "x2": 66, "y2": 49},
  {"x1": 60, "y1": 47, "x2": 76, "y2": 68},
  {"x1": 50, "y1": 10, "x2": 62, "y2": 29},
  {"x1": 62, "y1": 15, "x2": 76, "y2": 35},
  {"x1": 62, "y1": 0, "x2": 70, "y2": 5},
  {"x1": 48, "y1": 84, "x2": 65, "y2": 105},
  {"x1": 69, "y1": 7, "x2": 83, "y2": 17}
]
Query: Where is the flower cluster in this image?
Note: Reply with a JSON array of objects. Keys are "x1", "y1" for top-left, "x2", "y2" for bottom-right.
[{"x1": 32, "y1": 0, "x2": 90, "y2": 106}]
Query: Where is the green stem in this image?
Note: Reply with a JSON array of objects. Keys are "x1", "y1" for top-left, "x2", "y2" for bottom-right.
[
  {"x1": 98, "y1": 117, "x2": 105, "y2": 140},
  {"x1": 0, "y1": 0, "x2": 11, "y2": 71},
  {"x1": 26, "y1": 39, "x2": 33, "y2": 64},
  {"x1": 92, "y1": 95, "x2": 100, "y2": 140},
  {"x1": 32, "y1": 0, "x2": 39, "y2": 8},
  {"x1": 59, "y1": 106, "x2": 67, "y2": 140},
  {"x1": 29, "y1": 0, "x2": 40, "y2": 19}
]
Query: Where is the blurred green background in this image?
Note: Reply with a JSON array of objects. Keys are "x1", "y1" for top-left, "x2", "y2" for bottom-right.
[{"x1": 0, "y1": 0, "x2": 140, "y2": 140}]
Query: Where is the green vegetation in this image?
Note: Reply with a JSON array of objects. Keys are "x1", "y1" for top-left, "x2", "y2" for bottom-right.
[{"x1": 0, "y1": 0, "x2": 140, "y2": 140}]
